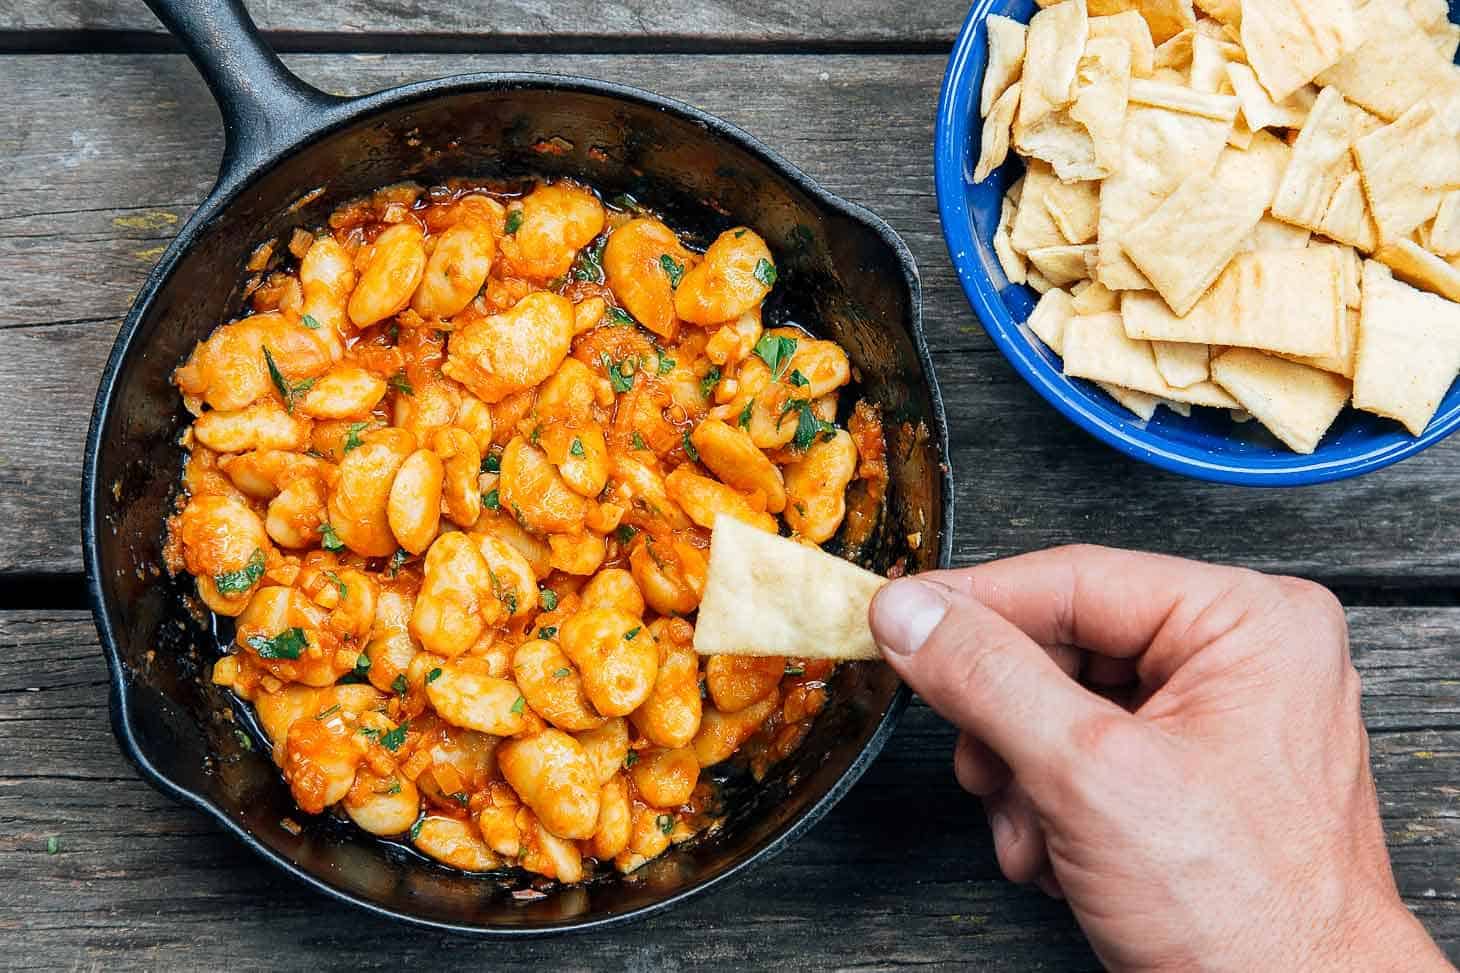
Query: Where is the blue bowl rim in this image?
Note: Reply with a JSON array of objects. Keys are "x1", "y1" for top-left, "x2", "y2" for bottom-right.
[{"x1": 933, "y1": 0, "x2": 1460, "y2": 487}]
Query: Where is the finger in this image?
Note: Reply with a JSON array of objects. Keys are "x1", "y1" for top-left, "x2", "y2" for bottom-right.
[
  {"x1": 917, "y1": 546, "x2": 1296, "y2": 682},
  {"x1": 985, "y1": 786, "x2": 1047, "y2": 885},
  {"x1": 954, "y1": 731, "x2": 1010, "y2": 796},
  {"x1": 1035, "y1": 865, "x2": 1065, "y2": 900},
  {"x1": 870, "y1": 577, "x2": 1129, "y2": 786}
]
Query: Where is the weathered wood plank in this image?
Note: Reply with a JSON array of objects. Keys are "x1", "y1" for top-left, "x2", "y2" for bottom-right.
[
  {"x1": 4, "y1": 0, "x2": 966, "y2": 48},
  {"x1": 7, "y1": 54, "x2": 1460, "y2": 582},
  {"x1": 0, "y1": 609, "x2": 1455, "y2": 966}
]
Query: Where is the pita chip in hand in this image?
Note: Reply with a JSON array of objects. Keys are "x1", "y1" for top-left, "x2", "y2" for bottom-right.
[{"x1": 693, "y1": 516, "x2": 888, "y2": 661}]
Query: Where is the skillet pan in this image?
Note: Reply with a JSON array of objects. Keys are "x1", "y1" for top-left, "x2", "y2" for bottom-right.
[{"x1": 82, "y1": 0, "x2": 953, "y2": 935}]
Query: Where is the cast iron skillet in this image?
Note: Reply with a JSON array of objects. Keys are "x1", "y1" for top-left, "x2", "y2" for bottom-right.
[{"x1": 82, "y1": 0, "x2": 953, "y2": 935}]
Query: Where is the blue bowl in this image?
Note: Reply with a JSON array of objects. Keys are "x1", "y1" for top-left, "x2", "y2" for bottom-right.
[{"x1": 934, "y1": 0, "x2": 1460, "y2": 486}]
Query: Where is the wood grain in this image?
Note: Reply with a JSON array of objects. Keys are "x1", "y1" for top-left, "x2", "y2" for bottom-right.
[
  {"x1": 8, "y1": 54, "x2": 1460, "y2": 581},
  {"x1": 4, "y1": 0, "x2": 966, "y2": 49},
  {"x1": 0, "y1": 608, "x2": 1455, "y2": 967}
]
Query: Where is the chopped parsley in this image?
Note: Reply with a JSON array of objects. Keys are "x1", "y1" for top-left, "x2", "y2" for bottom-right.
[
  {"x1": 391, "y1": 674, "x2": 408, "y2": 696},
  {"x1": 624, "y1": 626, "x2": 642, "y2": 641},
  {"x1": 262, "y1": 346, "x2": 315, "y2": 412},
  {"x1": 315, "y1": 703, "x2": 341, "y2": 721},
  {"x1": 631, "y1": 431, "x2": 647, "y2": 451},
  {"x1": 699, "y1": 365, "x2": 722, "y2": 399},
  {"x1": 570, "y1": 437, "x2": 585, "y2": 457},
  {"x1": 354, "y1": 653, "x2": 372, "y2": 677},
  {"x1": 622, "y1": 751, "x2": 638, "y2": 769},
  {"x1": 449, "y1": 791, "x2": 470, "y2": 807},
  {"x1": 656, "y1": 813, "x2": 674, "y2": 835},
  {"x1": 615, "y1": 524, "x2": 639, "y2": 545},
  {"x1": 571, "y1": 235, "x2": 607, "y2": 284},
  {"x1": 481, "y1": 451, "x2": 501, "y2": 473},
  {"x1": 607, "y1": 306, "x2": 636, "y2": 327},
  {"x1": 379, "y1": 722, "x2": 408, "y2": 751},
  {"x1": 317, "y1": 522, "x2": 344, "y2": 552},
  {"x1": 656, "y1": 350, "x2": 676, "y2": 375},
  {"x1": 482, "y1": 489, "x2": 500, "y2": 510},
  {"x1": 784, "y1": 398, "x2": 838, "y2": 452},
  {"x1": 343, "y1": 421, "x2": 371, "y2": 452},
  {"x1": 385, "y1": 778, "x2": 402, "y2": 796},
  {"x1": 301, "y1": 313, "x2": 322, "y2": 330},
  {"x1": 734, "y1": 228, "x2": 747, "y2": 239},
  {"x1": 788, "y1": 369, "x2": 810, "y2": 388},
  {"x1": 753, "y1": 258, "x2": 778, "y2": 287},
  {"x1": 427, "y1": 667, "x2": 443, "y2": 684},
  {"x1": 552, "y1": 667, "x2": 571, "y2": 679},
  {"x1": 538, "y1": 626, "x2": 558, "y2": 640},
  {"x1": 324, "y1": 570, "x2": 347, "y2": 599},
  {"x1": 753, "y1": 334, "x2": 797, "y2": 380},
  {"x1": 540, "y1": 588, "x2": 559, "y2": 611},
  {"x1": 214, "y1": 548, "x2": 265, "y2": 595},
  {"x1": 609, "y1": 192, "x2": 641, "y2": 212},
  {"x1": 388, "y1": 371, "x2": 415, "y2": 396},
  {"x1": 504, "y1": 209, "x2": 524, "y2": 234},
  {"x1": 409, "y1": 819, "x2": 423, "y2": 841},
  {"x1": 247, "y1": 627, "x2": 308, "y2": 660},
  {"x1": 601, "y1": 353, "x2": 635, "y2": 394},
  {"x1": 510, "y1": 695, "x2": 526, "y2": 715},
  {"x1": 233, "y1": 728, "x2": 254, "y2": 751},
  {"x1": 738, "y1": 397, "x2": 755, "y2": 429},
  {"x1": 387, "y1": 548, "x2": 409, "y2": 577},
  {"x1": 682, "y1": 429, "x2": 699, "y2": 462},
  {"x1": 785, "y1": 664, "x2": 806, "y2": 677},
  {"x1": 659, "y1": 254, "x2": 685, "y2": 288}
]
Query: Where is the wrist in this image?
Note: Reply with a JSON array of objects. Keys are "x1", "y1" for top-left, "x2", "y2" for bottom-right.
[{"x1": 1313, "y1": 896, "x2": 1451, "y2": 972}]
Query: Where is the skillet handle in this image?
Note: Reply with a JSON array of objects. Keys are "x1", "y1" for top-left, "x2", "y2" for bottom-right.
[{"x1": 144, "y1": 0, "x2": 346, "y2": 189}]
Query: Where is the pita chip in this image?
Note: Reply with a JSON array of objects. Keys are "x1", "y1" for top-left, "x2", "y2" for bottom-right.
[
  {"x1": 1120, "y1": 133, "x2": 1290, "y2": 315},
  {"x1": 1028, "y1": 244, "x2": 1098, "y2": 286},
  {"x1": 1375, "y1": 239, "x2": 1460, "y2": 304},
  {"x1": 1193, "y1": 0, "x2": 1240, "y2": 27},
  {"x1": 1314, "y1": 3, "x2": 1458, "y2": 122},
  {"x1": 981, "y1": 15, "x2": 1029, "y2": 119},
  {"x1": 1239, "y1": 0, "x2": 1359, "y2": 104},
  {"x1": 1271, "y1": 86, "x2": 1360, "y2": 231},
  {"x1": 1019, "y1": 35, "x2": 1134, "y2": 181},
  {"x1": 1011, "y1": 162, "x2": 1070, "y2": 253},
  {"x1": 1354, "y1": 99, "x2": 1460, "y2": 247},
  {"x1": 1241, "y1": 215, "x2": 1312, "y2": 252},
  {"x1": 1152, "y1": 340, "x2": 1211, "y2": 387},
  {"x1": 694, "y1": 516, "x2": 886, "y2": 661},
  {"x1": 1027, "y1": 286, "x2": 1077, "y2": 354},
  {"x1": 1063, "y1": 310, "x2": 1237, "y2": 405},
  {"x1": 1210, "y1": 349, "x2": 1351, "y2": 453},
  {"x1": 1072, "y1": 279, "x2": 1121, "y2": 313},
  {"x1": 975, "y1": 82, "x2": 1022, "y2": 183},
  {"x1": 1434, "y1": 22, "x2": 1460, "y2": 63},
  {"x1": 1017, "y1": 0, "x2": 1090, "y2": 137},
  {"x1": 1227, "y1": 62, "x2": 1310, "y2": 130},
  {"x1": 1128, "y1": 78, "x2": 1240, "y2": 121},
  {"x1": 1284, "y1": 307, "x2": 1360, "y2": 379},
  {"x1": 1097, "y1": 104, "x2": 1233, "y2": 289},
  {"x1": 1431, "y1": 192, "x2": 1460, "y2": 259},
  {"x1": 1090, "y1": 11, "x2": 1157, "y2": 77},
  {"x1": 1100, "y1": 383, "x2": 1162, "y2": 419},
  {"x1": 1352, "y1": 260, "x2": 1460, "y2": 435},
  {"x1": 1316, "y1": 170, "x2": 1378, "y2": 253},
  {"x1": 1407, "y1": 0, "x2": 1451, "y2": 30},
  {"x1": 1043, "y1": 176, "x2": 1102, "y2": 244},
  {"x1": 1231, "y1": 246, "x2": 1346, "y2": 359},
  {"x1": 994, "y1": 196, "x2": 1027, "y2": 285}
]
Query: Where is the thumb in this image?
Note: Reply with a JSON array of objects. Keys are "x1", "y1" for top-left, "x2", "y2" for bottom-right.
[{"x1": 870, "y1": 576, "x2": 1124, "y2": 793}]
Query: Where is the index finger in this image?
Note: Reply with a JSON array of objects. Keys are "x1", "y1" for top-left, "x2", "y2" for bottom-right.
[{"x1": 920, "y1": 545, "x2": 1296, "y2": 679}]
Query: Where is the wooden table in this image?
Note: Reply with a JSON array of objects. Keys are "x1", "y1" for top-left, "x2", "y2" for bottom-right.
[{"x1": 2, "y1": 3, "x2": 1457, "y2": 968}]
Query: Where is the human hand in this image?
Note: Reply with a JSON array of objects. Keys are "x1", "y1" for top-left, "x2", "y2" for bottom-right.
[{"x1": 869, "y1": 546, "x2": 1450, "y2": 972}]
